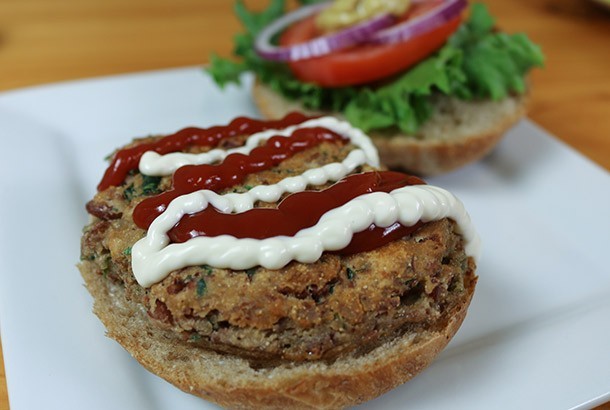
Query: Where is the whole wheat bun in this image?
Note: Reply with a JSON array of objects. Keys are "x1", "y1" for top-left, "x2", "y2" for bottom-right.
[
  {"x1": 80, "y1": 259, "x2": 476, "y2": 410},
  {"x1": 253, "y1": 80, "x2": 527, "y2": 175}
]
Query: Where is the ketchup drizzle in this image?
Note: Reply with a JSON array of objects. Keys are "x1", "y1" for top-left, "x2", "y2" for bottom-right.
[
  {"x1": 337, "y1": 222, "x2": 423, "y2": 255},
  {"x1": 167, "y1": 171, "x2": 425, "y2": 255},
  {"x1": 133, "y1": 127, "x2": 348, "y2": 229},
  {"x1": 98, "y1": 113, "x2": 432, "y2": 261},
  {"x1": 97, "y1": 112, "x2": 311, "y2": 191}
]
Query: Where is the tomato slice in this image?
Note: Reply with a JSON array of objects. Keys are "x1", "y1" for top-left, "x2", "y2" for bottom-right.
[{"x1": 280, "y1": 3, "x2": 462, "y2": 88}]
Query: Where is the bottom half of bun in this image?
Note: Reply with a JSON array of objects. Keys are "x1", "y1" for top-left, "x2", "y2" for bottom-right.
[
  {"x1": 79, "y1": 257, "x2": 477, "y2": 410},
  {"x1": 252, "y1": 80, "x2": 527, "y2": 176}
]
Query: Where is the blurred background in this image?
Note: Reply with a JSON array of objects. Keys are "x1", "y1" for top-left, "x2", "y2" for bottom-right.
[
  {"x1": 0, "y1": 0, "x2": 608, "y2": 170},
  {"x1": 0, "y1": 0, "x2": 609, "y2": 409}
]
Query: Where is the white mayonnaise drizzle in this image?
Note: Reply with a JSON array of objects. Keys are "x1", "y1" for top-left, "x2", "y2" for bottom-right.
[
  {"x1": 139, "y1": 116, "x2": 380, "y2": 176},
  {"x1": 130, "y1": 116, "x2": 480, "y2": 288},
  {"x1": 132, "y1": 185, "x2": 481, "y2": 287},
  {"x1": 145, "y1": 149, "x2": 372, "y2": 216}
]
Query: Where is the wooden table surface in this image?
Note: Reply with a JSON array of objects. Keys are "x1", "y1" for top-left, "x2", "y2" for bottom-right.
[{"x1": 0, "y1": 0, "x2": 608, "y2": 409}]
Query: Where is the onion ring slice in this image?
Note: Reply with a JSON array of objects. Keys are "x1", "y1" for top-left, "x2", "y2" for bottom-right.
[
  {"x1": 370, "y1": 0, "x2": 467, "y2": 45},
  {"x1": 255, "y1": 2, "x2": 395, "y2": 62}
]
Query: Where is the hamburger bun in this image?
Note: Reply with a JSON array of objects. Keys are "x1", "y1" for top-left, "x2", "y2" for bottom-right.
[
  {"x1": 80, "y1": 256, "x2": 475, "y2": 409},
  {"x1": 253, "y1": 80, "x2": 527, "y2": 175},
  {"x1": 79, "y1": 114, "x2": 479, "y2": 409}
]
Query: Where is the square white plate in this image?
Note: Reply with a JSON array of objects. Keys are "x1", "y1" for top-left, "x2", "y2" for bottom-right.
[{"x1": 0, "y1": 67, "x2": 609, "y2": 410}]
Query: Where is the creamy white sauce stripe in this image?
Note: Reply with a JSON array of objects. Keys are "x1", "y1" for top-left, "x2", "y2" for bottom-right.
[
  {"x1": 139, "y1": 117, "x2": 380, "y2": 176},
  {"x1": 131, "y1": 116, "x2": 480, "y2": 288},
  {"x1": 149, "y1": 149, "x2": 372, "y2": 216},
  {"x1": 132, "y1": 185, "x2": 481, "y2": 287}
]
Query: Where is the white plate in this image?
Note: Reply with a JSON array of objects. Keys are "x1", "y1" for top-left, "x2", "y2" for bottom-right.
[{"x1": 1, "y1": 67, "x2": 609, "y2": 410}]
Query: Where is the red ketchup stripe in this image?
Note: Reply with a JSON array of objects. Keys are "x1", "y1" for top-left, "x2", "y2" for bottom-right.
[
  {"x1": 97, "y1": 112, "x2": 312, "y2": 191},
  {"x1": 133, "y1": 127, "x2": 349, "y2": 229},
  {"x1": 336, "y1": 222, "x2": 423, "y2": 255},
  {"x1": 167, "y1": 171, "x2": 426, "y2": 255}
]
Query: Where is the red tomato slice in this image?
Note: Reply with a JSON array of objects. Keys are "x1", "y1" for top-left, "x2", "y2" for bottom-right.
[{"x1": 280, "y1": 3, "x2": 462, "y2": 87}]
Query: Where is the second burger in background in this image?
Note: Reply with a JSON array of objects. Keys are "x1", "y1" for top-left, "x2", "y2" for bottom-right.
[{"x1": 208, "y1": 0, "x2": 544, "y2": 175}]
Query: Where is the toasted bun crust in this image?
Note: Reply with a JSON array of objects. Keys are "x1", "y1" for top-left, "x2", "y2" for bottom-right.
[
  {"x1": 80, "y1": 259, "x2": 476, "y2": 410},
  {"x1": 252, "y1": 80, "x2": 527, "y2": 175}
]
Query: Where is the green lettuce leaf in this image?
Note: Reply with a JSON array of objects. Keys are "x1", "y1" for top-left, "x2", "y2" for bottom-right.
[
  {"x1": 206, "y1": 2, "x2": 544, "y2": 133},
  {"x1": 344, "y1": 46, "x2": 464, "y2": 133},
  {"x1": 448, "y1": 4, "x2": 544, "y2": 100}
]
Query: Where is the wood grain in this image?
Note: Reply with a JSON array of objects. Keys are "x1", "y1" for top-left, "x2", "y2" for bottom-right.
[{"x1": 0, "y1": 0, "x2": 608, "y2": 408}]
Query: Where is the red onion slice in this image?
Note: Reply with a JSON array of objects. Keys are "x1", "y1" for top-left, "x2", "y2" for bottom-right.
[
  {"x1": 255, "y1": 2, "x2": 396, "y2": 62},
  {"x1": 370, "y1": 0, "x2": 467, "y2": 45}
]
